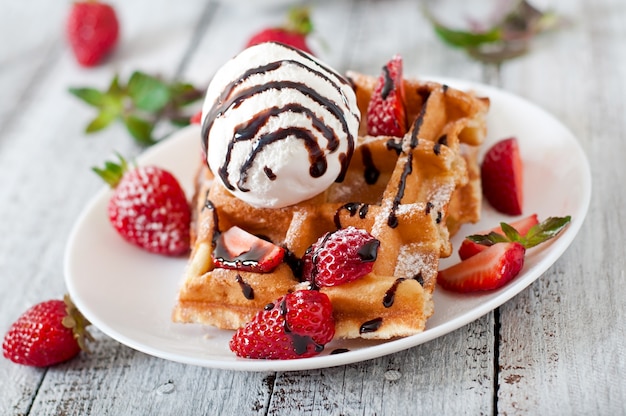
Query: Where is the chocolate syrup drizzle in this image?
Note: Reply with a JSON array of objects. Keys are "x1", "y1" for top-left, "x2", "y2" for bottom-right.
[
  {"x1": 361, "y1": 145, "x2": 380, "y2": 184},
  {"x1": 201, "y1": 45, "x2": 358, "y2": 194},
  {"x1": 333, "y1": 202, "x2": 370, "y2": 229},
  {"x1": 235, "y1": 274, "x2": 254, "y2": 300}
]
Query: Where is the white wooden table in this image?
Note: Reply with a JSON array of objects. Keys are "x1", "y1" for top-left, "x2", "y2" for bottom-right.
[{"x1": 1, "y1": 0, "x2": 624, "y2": 414}]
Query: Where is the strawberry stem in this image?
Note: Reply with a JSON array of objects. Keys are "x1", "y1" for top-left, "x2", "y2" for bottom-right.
[
  {"x1": 62, "y1": 294, "x2": 95, "y2": 353},
  {"x1": 92, "y1": 153, "x2": 130, "y2": 188},
  {"x1": 285, "y1": 7, "x2": 313, "y2": 35}
]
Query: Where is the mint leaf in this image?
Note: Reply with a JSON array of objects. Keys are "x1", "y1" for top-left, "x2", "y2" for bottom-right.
[
  {"x1": 85, "y1": 110, "x2": 118, "y2": 133},
  {"x1": 500, "y1": 222, "x2": 523, "y2": 243},
  {"x1": 69, "y1": 88, "x2": 107, "y2": 107},
  {"x1": 127, "y1": 71, "x2": 171, "y2": 112},
  {"x1": 467, "y1": 231, "x2": 509, "y2": 246},
  {"x1": 523, "y1": 216, "x2": 571, "y2": 248},
  {"x1": 123, "y1": 115, "x2": 156, "y2": 146},
  {"x1": 433, "y1": 25, "x2": 501, "y2": 48}
]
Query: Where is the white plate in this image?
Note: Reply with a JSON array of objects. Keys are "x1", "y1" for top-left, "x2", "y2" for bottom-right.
[{"x1": 64, "y1": 79, "x2": 591, "y2": 372}]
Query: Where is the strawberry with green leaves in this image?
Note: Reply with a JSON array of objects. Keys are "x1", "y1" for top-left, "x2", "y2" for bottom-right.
[
  {"x1": 246, "y1": 8, "x2": 315, "y2": 55},
  {"x1": 366, "y1": 55, "x2": 408, "y2": 137},
  {"x1": 230, "y1": 289, "x2": 335, "y2": 359},
  {"x1": 3, "y1": 295, "x2": 93, "y2": 367},
  {"x1": 94, "y1": 154, "x2": 191, "y2": 256},
  {"x1": 438, "y1": 216, "x2": 571, "y2": 292}
]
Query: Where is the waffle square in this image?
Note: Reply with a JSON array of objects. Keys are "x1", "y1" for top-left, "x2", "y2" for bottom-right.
[{"x1": 172, "y1": 73, "x2": 489, "y2": 339}]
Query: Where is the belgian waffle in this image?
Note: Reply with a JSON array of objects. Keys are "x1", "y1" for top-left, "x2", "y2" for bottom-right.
[{"x1": 172, "y1": 72, "x2": 489, "y2": 340}]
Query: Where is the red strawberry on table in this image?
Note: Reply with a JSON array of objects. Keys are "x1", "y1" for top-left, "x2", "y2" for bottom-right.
[
  {"x1": 366, "y1": 55, "x2": 408, "y2": 137},
  {"x1": 439, "y1": 216, "x2": 571, "y2": 292},
  {"x1": 213, "y1": 226, "x2": 285, "y2": 273},
  {"x1": 481, "y1": 137, "x2": 524, "y2": 215},
  {"x1": 302, "y1": 226, "x2": 380, "y2": 288},
  {"x1": 66, "y1": 0, "x2": 119, "y2": 67},
  {"x1": 458, "y1": 213, "x2": 539, "y2": 260},
  {"x1": 93, "y1": 154, "x2": 191, "y2": 256},
  {"x1": 229, "y1": 289, "x2": 335, "y2": 359},
  {"x1": 245, "y1": 7, "x2": 314, "y2": 54},
  {"x1": 3, "y1": 295, "x2": 93, "y2": 367}
]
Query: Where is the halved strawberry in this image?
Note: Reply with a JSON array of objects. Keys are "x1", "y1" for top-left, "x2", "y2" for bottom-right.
[
  {"x1": 213, "y1": 226, "x2": 285, "y2": 273},
  {"x1": 481, "y1": 137, "x2": 523, "y2": 215},
  {"x1": 458, "y1": 214, "x2": 539, "y2": 260},
  {"x1": 366, "y1": 55, "x2": 407, "y2": 137},
  {"x1": 441, "y1": 216, "x2": 571, "y2": 292},
  {"x1": 439, "y1": 242, "x2": 526, "y2": 292}
]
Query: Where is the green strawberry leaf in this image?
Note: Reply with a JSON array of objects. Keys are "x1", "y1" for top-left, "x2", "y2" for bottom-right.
[
  {"x1": 170, "y1": 82, "x2": 204, "y2": 107},
  {"x1": 127, "y1": 71, "x2": 171, "y2": 112},
  {"x1": 123, "y1": 115, "x2": 156, "y2": 146},
  {"x1": 92, "y1": 154, "x2": 129, "y2": 188}
]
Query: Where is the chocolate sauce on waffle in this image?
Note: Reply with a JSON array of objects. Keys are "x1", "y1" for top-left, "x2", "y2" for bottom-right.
[
  {"x1": 201, "y1": 44, "x2": 358, "y2": 194},
  {"x1": 383, "y1": 277, "x2": 407, "y2": 308},
  {"x1": 388, "y1": 152, "x2": 413, "y2": 228},
  {"x1": 359, "y1": 317, "x2": 383, "y2": 334},
  {"x1": 333, "y1": 202, "x2": 369, "y2": 228},
  {"x1": 361, "y1": 145, "x2": 380, "y2": 184},
  {"x1": 235, "y1": 274, "x2": 254, "y2": 300}
]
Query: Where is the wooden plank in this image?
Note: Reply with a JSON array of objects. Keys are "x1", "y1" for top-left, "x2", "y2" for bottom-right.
[{"x1": 497, "y1": 0, "x2": 626, "y2": 414}]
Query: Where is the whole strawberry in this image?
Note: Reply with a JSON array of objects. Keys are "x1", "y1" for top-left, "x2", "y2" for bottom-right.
[
  {"x1": 366, "y1": 55, "x2": 408, "y2": 137},
  {"x1": 302, "y1": 226, "x2": 380, "y2": 288},
  {"x1": 66, "y1": 0, "x2": 119, "y2": 67},
  {"x1": 3, "y1": 295, "x2": 93, "y2": 367},
  {"x1": 93, "y1": 154, "x2": 191, "y2": 256},
  {"x1": 230, "y1": 289, "x2": 335, "y2": 359},
  {"x1": 245, "y1": 7, "x2": 314, "y2": 55}
]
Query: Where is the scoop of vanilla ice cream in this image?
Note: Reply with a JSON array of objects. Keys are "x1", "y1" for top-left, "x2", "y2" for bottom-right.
[{"x1": 200, "y1": 42, "x2": 360, "y2": 208}]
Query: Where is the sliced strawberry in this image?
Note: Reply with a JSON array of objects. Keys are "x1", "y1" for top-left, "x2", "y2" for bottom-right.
[
  {"x1": 438, "y1": 242, "x2": 526, "y2": 292},
  {"x1": 481, "y1": 137, "x2": 524, "y2": 215},
  {"x1": 302, "y1": 226, "x2": 380, "y2": 288},
  {"x1": 213, "y1": 226, "x2": 285, "y2": 273},
  {"x1": 229, "y1": 289, "x2": 335, "y2": 359},
  {"x1": 458, "y1": 214, "x2": 539, "y2": 260},
  {"x1": 366, "y1": 55, "x2": 407, "y2": 137}
]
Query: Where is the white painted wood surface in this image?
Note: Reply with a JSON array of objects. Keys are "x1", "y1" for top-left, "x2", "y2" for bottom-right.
[{"x1": 0, "y1": 0, "x2": 623, "y2": 414}]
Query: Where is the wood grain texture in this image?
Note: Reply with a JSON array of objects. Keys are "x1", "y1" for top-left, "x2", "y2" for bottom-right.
[{"x1": 0, "y1": 0, "x2": 624, "y2": 414}]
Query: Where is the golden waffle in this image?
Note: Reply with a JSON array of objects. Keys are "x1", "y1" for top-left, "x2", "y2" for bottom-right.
[{"x1": 173, "y1": 73, "x2": 489, "y2": 340}]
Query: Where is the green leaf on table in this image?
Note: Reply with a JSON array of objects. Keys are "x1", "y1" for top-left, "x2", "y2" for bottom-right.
[
  {"x1": 123, "y1": 115, "x2": 156, "y2": 146},
  {"x1": 127, "y1": 71, "x2": 171, "y2": 112},
  {"x1": 170, "y1": 82, "x2": 204, "y2": 107},
  {"x1": 433, "y1": 24, "x2": 502, "y2": 48}
]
